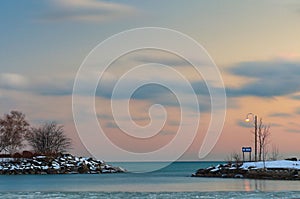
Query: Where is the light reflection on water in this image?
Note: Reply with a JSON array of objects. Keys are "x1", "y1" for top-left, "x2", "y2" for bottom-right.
[{"x1": 244, "y1": 180, "x2": 251, "y2": 192}]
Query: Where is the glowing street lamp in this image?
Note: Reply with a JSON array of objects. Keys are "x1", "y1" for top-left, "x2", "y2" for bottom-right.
[{"x1": 245, "y1": 113, "x2": 258, "y2": 162}]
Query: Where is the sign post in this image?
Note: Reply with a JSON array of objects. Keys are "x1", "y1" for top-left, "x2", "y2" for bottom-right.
[{"x1": 242, "y1": 147, "x2": 252, "y2": 162}]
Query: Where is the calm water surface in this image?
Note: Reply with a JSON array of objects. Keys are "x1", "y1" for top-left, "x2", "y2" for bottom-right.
[{"x1": 0, "y1": 161, "x2": 300, "y2": 198}]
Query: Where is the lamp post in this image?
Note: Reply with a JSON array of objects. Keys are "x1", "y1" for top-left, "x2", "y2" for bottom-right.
[{"x1": 245, "y1": 113, "x2": 258, "y2": 162}]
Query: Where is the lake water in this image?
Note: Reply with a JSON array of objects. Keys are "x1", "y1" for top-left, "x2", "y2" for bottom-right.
[{"x1": 0, "y1": 161, "x2": 300, "y2": 198}]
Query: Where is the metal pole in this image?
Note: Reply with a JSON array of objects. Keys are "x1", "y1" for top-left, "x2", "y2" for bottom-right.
[
  {"x1": 254, "y1": 115, "x2": 257, "y2": 162},
  {"x1": 249, "y1": 152, "x2": 251, "y2": 162}
]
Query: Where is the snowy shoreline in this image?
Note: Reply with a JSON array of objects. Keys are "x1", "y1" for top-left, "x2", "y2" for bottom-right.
[
  {"x1": 193, "y1": 160, "x2": 300, "y2": 180},
  {"x1": 0, "y1": 154, "x2": 126, "y2": 175}
]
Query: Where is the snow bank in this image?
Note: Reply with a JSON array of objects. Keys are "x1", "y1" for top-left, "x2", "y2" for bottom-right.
[{"x1": 241, "y1": 160, "x2": 300, "y2": 170}]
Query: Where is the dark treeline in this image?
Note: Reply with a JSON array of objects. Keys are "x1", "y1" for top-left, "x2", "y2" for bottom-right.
[{"x1": 0, "y1": 110, "x2": 71, "y2": 156}]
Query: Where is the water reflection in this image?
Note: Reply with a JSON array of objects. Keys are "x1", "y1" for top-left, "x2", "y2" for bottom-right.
[
  {"x1": 243, "y1": 180, "x2": 251, "y2": 192},
  {"x1": 254, "y1": 179, "x2": 266, "y2": 191},
  {"x1": 241, "y1": 179, "x2": 300, "y2": 192}
]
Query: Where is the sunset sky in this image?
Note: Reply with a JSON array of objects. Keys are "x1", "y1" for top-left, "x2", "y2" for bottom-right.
[{"x1": 1, "y1": 0, "x2": 300, "y2": 161}]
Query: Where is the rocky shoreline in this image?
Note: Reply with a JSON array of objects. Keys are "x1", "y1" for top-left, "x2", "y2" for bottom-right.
[
  {"x1": 0, "y1": 154, "x2": 126, "y2": 175},
  {"x1": 192, "y1": 160, "x2": 300, "y2": 180}
]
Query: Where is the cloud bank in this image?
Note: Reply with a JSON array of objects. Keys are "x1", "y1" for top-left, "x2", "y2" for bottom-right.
[{"x1": 227, "y1": 60, "x2": 300, "y2": 98}]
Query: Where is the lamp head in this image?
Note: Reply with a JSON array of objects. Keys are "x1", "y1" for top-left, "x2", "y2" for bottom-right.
[{"x1": 245, "y1": 112, "x2": 254, "y2": 122}]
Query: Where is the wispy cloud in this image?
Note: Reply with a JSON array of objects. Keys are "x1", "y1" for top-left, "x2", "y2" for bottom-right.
[
  {"x1": 270, "y1": 123, "x2": 282, "y2": 127},
  {"x1": 105, "y1": 121, "x2": 119, "y2": 129},
  {"x1": 97, "y1": 113, "x2": 113, "y2": 120},
  {"x1": 236, "y1": 119, "x2": 253, "y2": 128},
  {"x1": 291, "y1": 94, "x2": 300, "y2": 100},
  {"x1": 96, "y1": 78, "x2": 212, "y2": 112},
  {"x1": 0, "y1": 89, "x2": 73, "y2": 124},
  {"x1": 227, "y1": 60, "x2": 300, "y2": 98},
  {"x1": 295, "y1": 107, "x2": 300, "y2": 115},
  {"x1": 159, "y1": 130, "x2": 176, "y2": 136},
  {"x1": 132, "y1": 51, "x2": 190, "y2": 67},
  {"x1": 286, "y1": 128, "x2": 300, "y2": 133},
  {"x1": 239, "y1": 121, "x2": 281, "y2": 128},
  {"x1": 43, "y1": 0, "x2": 138, "y2": 23},
  {"x1": 168, "y1": 120, "x2": 180, "y2": 126},
  {"x1": 0, "y1": 73, "x2": 73, "y2": 96},
  {"x1": 268, "y1": 112, "x2": 291, "y2": 118},
  {"x1": 0, "y1": 73, "x2": 29, "y2": 90},
  {"x1": 0, "y1": 71, "x2": 214, "y2": 113}
]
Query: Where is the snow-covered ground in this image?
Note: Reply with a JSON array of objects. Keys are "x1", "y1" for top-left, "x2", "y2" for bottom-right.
[{"x1": 241, "y1": 160, "x2": 300, "y2": 170}]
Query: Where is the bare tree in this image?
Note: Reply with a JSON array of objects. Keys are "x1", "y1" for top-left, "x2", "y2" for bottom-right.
[
  {"x1": 257, "y1": 118, "x2": 271, "y2": 161},
  {"x1": 269, "y1": 144, "x2": 280, "y2": 161},
  {"x1": 261, "y1": 125, "x2": 270, "y2": 163},
  {"x1": 26, "y1": 122, "x2": 71, "y2": 155},
  {"x1": 225, "y1": 155, "x2": 232, "y2": 165},
  {"x1": 232, "y1": 152, "x2": 242, "y2": 165},
  {"x1": 0, "y1": 111, "x2": 30, "y2": 154},
  {"x1": 225, "y1": 151, "x2": 242, "y2": 167}
]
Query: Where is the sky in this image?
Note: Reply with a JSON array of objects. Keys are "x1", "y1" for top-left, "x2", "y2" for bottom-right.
[{"x1": 1, "y1": 0, "x2": 300, "y2": 161}]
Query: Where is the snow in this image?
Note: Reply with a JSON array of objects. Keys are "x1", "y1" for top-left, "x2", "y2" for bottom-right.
[
  {"x1": 118, "y1": 167, "x2": 126, "y2": 172},
  {"x1": 90, "y1": 166, "x2": 97, "y2": 171},
  {"x1": 33, "y1": 160, "x2": 42, "y2": 165},
  {"x1": 41, "y1": 166, "x2": 49, "y2": 170},
  {"x1": 52, "y1": 165, "x2": 60, "y2": 170},
  {"x1": 241, "y1": 160, "x2": 300, "y2": 170},
  {"x1": 35, "y1": 156, "x2": 46, "y2": 159},
  {"x1": 97, "y1": 160, "x2": 104, "y2": 164},
  {"x1": 0, "y1": 158, "x2": 14, "y2": 162},
  {"x1": 210, "y1": 168, "x2": 220, "y2": 172}
]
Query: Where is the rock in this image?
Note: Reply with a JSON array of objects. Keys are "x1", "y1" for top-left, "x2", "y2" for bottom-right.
[
  {"x1": 0, "y1": 153, "x2": 126, "y2": 175},
  {"x1": 234, "y1": 174, "x2": 243, "y2": 178},
  {"x1": 22, "y1": 151, "x2": 34, "y2": 159},
  {"x1": 78, "y1": 164, "x2": 89, "y2": 174},
  {"x1": 193, "y1": 162, "x2": 300, "y2": 180},
  {"x1": 12, "y1": 153, "x2": 22, "y2": 159},
  {"x1": 285, "y1": 157, "x2": 298, "y2": 161}
]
